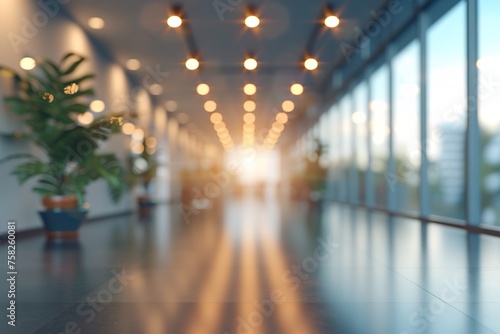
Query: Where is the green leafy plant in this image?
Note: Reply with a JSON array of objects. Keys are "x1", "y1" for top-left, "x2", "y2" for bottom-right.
[{"x1": 0, "y1": 53, "x2": 125, "y2": 207}]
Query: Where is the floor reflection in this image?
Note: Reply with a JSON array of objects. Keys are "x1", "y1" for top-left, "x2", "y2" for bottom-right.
[{"x1": 1, "y1": 196, "x2": 499, "y2": 333}]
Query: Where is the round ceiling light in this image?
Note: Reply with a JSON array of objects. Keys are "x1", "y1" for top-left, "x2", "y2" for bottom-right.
[
  {"x1": 167, "y1": 15, "x2": 182, "y2": 28},
  {"x1": 290, "y1": 83, "x2": 304, "y2": 96},
  {"x1": 186, "y1": 58, "x2": 200, "y2": 71},
  {"x1": 325, "y1": 15, "x2": 340, "y2": 28},
  {"x1": 88, "y1": 17, "x2": 105, "y2": 30},
  {"x1": 197, "y1": 83, "x2": 210, "y2": 95},
  {"x1": 244, "y1": 83, "x2": 257, "y2": 96},
  {"x1": 243, "y1": 100, "x2": 256, "y2": 112},
  {"x1": 244, "y1": 57, "x2": 258, "y2": 71},
  {"x1": 204, "y1": 100, "x2": 217, "y2": 112},
  {"x1": 245, "y1": 15, "x2": 260, "y2": 28},
  {"x1": 304, "y1": 58, "x2": 319, "y2": 71}
]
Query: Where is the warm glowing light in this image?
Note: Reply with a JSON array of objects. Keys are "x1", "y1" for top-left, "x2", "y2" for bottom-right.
[
  {"x1": 186, "y1": 58, "x2": 200, "y2": 70},
  {"x1": 19, "y1": 57, "x2": 36, "y2": 70},
  {"x1": 325, "y1": 15, "x2": 340, "y2": 28},
  {"x1": 276, "y1": 112, "x2": 288, "y2": 124},
  {"x1": 122, "y1": 122, "x2": 135, "y2": 135},
  {"x1": 89, "y1": 100, "x2": 105, "y2": 113},
  {"x1": 204, "y1": 100, "x2": 217, "y2": 112},
  {"x1": 197, "y1": 83, "x2": 210, "y2": 95},
  {"x1": 145, "y1": 137, "x2": 157, "y2": 148},
  {"x1": 220, "y1": 136, "x2": 232, "y2": 144},
  {"x1": 290, "y1": 83, "x2": 304, "y2": 95},
  {"x1": 243, "y1": 100, "x2": 256, "y2": 112},
  {"x1": 304, "y1": 58, "x2": 318, "y2": 70},
  {"x1": 244, "y1": 58, "x2": 258, "y2": 71},
  {"x1": 77, "y1": 112, "x2": 94, "y2": 125},
  {"x1": 218, "y1": 129, "x2": 229, "y2": 137},
  {"x1": 88, "y1": 17, "x2": 105, "y2": 30},
  {"x1": 126, "y1": 59, "x2": 141, "y2": 71},
  {"x1": 244, "y1": 83, "x2": 257, "y2": 95},
  {"x1": 131, "y1": 142, "x2": 145, "y2": 155},
  {"x1": 149, "y1": 83, "x2": 163, "y2": 95},
  {"x1": 132, "y1": 128, "x2": 145, "y2": 141},
  {"x1": 243, "y1": 113, "x2": 256, "y2": 123},
  {"x1": 165, "y1": 100, "x2": 178, "y2": 112},
  {"x1": 243, "y1": 123, "x2": 255, "y2": 131},
  {"x1": 210, "y1": 112, "x2": 223, "y2": 124},
  {"x1": 214, "y1": 122, "x2": 226, "y2": 131},
  {"x1": 167, "y1": 15, "x2": 182, "y2": 28},
  {"x1": 282, "y1": 100, "x2": 294, "y2": 112},
  {"x1": 245, "y1": 15, "x2": 260, "y2": 28},
  {"x1": 272, "y1": 122, "x2": 285, "y2": 132}
]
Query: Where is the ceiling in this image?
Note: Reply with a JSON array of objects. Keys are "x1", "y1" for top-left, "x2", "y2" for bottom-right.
[{"x1": 65, "y1": 0, "x2": 386, "y2": 146}]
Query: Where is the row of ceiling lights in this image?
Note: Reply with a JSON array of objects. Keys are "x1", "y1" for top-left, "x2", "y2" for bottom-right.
[{"x1": 165, "y1": 9, "x2": 340, "y2": 72}]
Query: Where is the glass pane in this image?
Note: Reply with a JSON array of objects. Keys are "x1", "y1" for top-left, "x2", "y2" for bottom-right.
[
  {"x1": 370, "y1": 65, "x2": 390, "y2": 208},
  {"x1": 329, "y1": 106, "x2": 342, "y2": 200},
  {"x1": 352, "y1": 82, "x2": 369, "y2": 204},
  {"x1": 392, "y1": 40, "x2": 420, "y2": 213},
  {"x1": 341, "y1": 96, "x2": 353, "y2": 203},
  {"x1": 479, "y1": 0, "x2": 500, "y2": 227},
  {"x1": 426, "y1": 2, "x2": 467, "y2": 220}
]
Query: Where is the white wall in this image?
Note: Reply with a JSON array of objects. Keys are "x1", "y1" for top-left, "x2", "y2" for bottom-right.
[{"x1": 0, "y1": 1, "x2": 136, "y2": 234}]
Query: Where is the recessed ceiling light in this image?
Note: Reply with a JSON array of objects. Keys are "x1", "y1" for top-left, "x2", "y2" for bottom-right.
[
  {"x1": 244, "y1": 57, "x2": 258, "y2": 71},
  {"x1": 304, "y1": 57, "x2": 318, "y2": 71},
  {"x1": 90, "y1": 99, "x2": 106, "y2": 112},
  {"x1": 149, "y1": 84, "x2": 163, "y2": 95},
  {"x1": 204, "y1": 100, "x2": 217, "y2": 112},
  {"x1": 245, "y1": 15, "x2": 260, "y2": 28},
  {"x1": 19, "y1": 57, "x2": 36, "y2": 70},
  {"x1": 272, "y1": 122, "x2": 285, "y2": 132},
  {"x1": 165, "y1": 100, "x2": 178, "y2": 112},
  {"x1": 244, "y1": 83, "x2": 257, "y2": 95},
  {"x1": 290, "y1": 83, "x2": 304, "y2": 95},
  {"x1": 243, "y1": 113, "x2": 256, "y2": 124},
  {"x1": 88, "y1": 17, "x2": 105, "y2": 30},
  {"x1": 126, "y1": 59, "x2": 141, "y2": 71},
  {"x1": 197, "y1": 83, "x2": 210, "y2": 95},
  {"x1": 243, "y1": 100, "x2": 256, "y2": 112},
  {"x1": 282, "y1": 100, "x2": 294, "y2": 112},
  {"x1": 186, "y1": 58, "x2": 200, "y2": 70},
  {"x1": 167, "y1": 15, "x2": 182, "y2": 28},
  {"x1": 276, "y1": 112, "x2": 289, "y2": 124},
  {"x1": 325, "y1": 15, "x2": 340, "y2": 28},
  {"x1": 210, "y1": 112, "x2": 223, "y2": 124}
]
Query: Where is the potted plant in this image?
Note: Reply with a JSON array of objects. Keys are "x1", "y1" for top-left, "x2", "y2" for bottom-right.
[
  {"x1": 0, "y1": 53, "x2": 125, "y2": 238},
  {"x1": 127, "y1": 135, "x2": 157, "y2": 216}
]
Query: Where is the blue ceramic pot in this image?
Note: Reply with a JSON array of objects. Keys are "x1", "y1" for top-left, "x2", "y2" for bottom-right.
[{"x1": 39, "y1": 209, "x2": 88, "y2": 238}]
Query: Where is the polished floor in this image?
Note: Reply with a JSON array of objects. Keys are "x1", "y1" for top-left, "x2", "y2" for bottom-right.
[{"x1": 1, "y1": 195, "x2": 500, "y2": 334}]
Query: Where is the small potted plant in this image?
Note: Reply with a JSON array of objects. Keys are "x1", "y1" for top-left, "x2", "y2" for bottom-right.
[
  {"x1": 0, "y1": 53, "x2": 125, "y2": 238},
  {"x1": 127, "y1": 135, "x2": 157, "y2": 216}
]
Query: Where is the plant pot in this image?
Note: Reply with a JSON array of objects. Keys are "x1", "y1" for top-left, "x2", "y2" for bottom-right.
[
  {"x1": 39, "y1": 209, "x2": 87, "y2": 239},
  {"x1": 42, "y1": 195, "x2": 78, "y2": 210},
  {"x1": 138, "y1": 195, "x2": 155, "y2": 217}
]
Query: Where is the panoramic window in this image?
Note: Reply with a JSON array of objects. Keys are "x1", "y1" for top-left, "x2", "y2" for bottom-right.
[
  {"x1": 352, "y1": 82, "x2": 369, "y2": 204},
  {"x1": 369, "y1": 65, "x2": 390, "y2": 208},
  {"x1": 426, "y1": 2, "x2": 467, "y2": 220},
  {"x1": 479, "y1": 0, "x2": 500, "y2": 227},
  {"x1": 392, "y1": 40, "x2": 420, "y2": 213}
]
